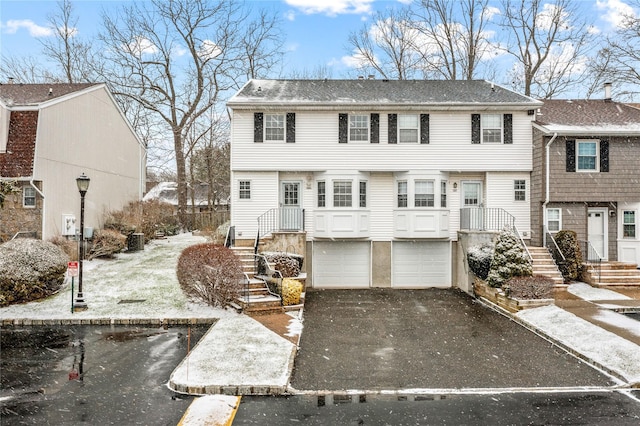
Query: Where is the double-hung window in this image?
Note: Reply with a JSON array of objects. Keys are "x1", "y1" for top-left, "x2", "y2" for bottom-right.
[
  {"x1": 349, "y1": 115, "x2": 369, "y2": 142},
  {"x1": 333, "y1": 181, "x2": 352, "y2": 207},
  {"x1": 397, "y1": 181, "x2": 408, "y2": 208},
  {"x1": 317, "y1": 181, "x2": 326, "y2": 208},
  {"x1": 414, "y1": 180, "x2": 434, "y2": 207},
  {"x1": 623, "y1": 211, "x2": 636, "y2": 238},
  {"x1": 23, "y1": 186, "x2": 36, "y2": 207},
  {"x1": 514, "y1": 180, "x2": 526, "y2": 201},
  {"x1": 546, "y1": 208, "x2": 561, "y2": 232},
  {"x1": 359, "y1": 181, "x2": 367, "y2": 208},
  {"x1": 265, "y1": 114, "x2": 285, "y2": 141},
  {"x1": 441, "y1": 181, "x2": 447, "y2": 208},
  {"x1": 398, "y1": 114, "x2": 419, "y2": 143},
  {"x1": 239, "y1": 180, "x2": 251, "y2": 199},
  {"x1": 577, "y1": 141, "x2": 598, "y2": 172},
  {"x1": 482, "y1": 114, "x2": 502, "y2": 143}
]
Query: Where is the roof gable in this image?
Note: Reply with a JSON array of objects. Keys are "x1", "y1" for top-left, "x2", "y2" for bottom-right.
[
  {"x1": 228, "y1": 79, "x2": 542, "y2": 109},
  {"x1": 0, "y1": 83, "x2": 100, "y2": 107}
]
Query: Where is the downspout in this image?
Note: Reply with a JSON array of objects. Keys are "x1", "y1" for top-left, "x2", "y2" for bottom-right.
[
  {"x1": 29, "y1": 178, "x2": 45, "y2": 238},
  {"x1": 542, "y1": 132, "x2": 558, "y2": 246}
]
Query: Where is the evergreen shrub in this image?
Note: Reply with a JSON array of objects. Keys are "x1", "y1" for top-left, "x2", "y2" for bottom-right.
[
  {"x1": 487, "y1": 229, "x2": 533, "y2": 288},
  {"x1": 467, "y1": 243, "x2": 494, "y2": 280},
  {"x1": 554, "y1": 230, "x2": 583, "y2": 281}
]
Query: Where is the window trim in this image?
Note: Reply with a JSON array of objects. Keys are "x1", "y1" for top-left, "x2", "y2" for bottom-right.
[
  {"x1": 23, "y1": 186, "x2": 36, "y2": 208},
  {"x1": 238, "y1": 180, "x2": 251, "y2": 200},
  {"x1": 481, "y1": 113, "x2": 503, "y2": 143},
  {"x1": 576, "y1": 140, "x2": 600, "y2": 172},
  {"x1": 623, "y1": 210, "x2": 636, "y2": 239},
  {"x1": 514, "y1": 179, "x2": 526, "y2": 202},
  {"x1": 441, "y1": 181, "x2": 447, "y2": 208},
  {"x1": 414, "y1": 179, "x2": 435, "y2": 207},
  {"x1": 348, "y1": 114, "x2": 369, "y2": 142},
  {"x1": 398, "y1": 114, "x2": 419, "y2": 144},
  {"x1": 546, "y1": 208, "x2": 562, "y2": 232},
  {"x1": 333, "y1": 180, "x2": 353, "y2": 207},
  {"x1": 317, "y1": 181, "x2": 326, "y2": 208},
  {"x1": 397, "y1": 180, "x2": 408, "y2": 208},
  {"x1": 264, "y1": 113, "x2": 285, "y2": 141},
  {"x1": 359, "y1": 181, "x2": 367, "y2": 208}
]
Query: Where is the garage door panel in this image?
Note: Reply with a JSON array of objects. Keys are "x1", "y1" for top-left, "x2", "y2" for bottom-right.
[
  {"x1": 393, "y1": 241, "x2": 450, "y2": 288},
  {"x1": 314, "y1": 242, "x2": 370, "y2": 288}
]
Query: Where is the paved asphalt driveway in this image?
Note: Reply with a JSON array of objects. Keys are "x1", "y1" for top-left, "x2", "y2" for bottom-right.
[{"x1": 290, "y1": 288, "x2": 614, "y2": 391}]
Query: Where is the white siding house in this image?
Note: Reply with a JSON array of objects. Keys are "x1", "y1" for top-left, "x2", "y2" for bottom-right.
[{"x1": 227, "y1": 79, "x2": 542, "y2": 289}]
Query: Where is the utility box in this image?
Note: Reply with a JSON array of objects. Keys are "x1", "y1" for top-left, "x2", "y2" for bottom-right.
[{"x1": 127, "y1": 233, "x2": 145, "y2": 252}]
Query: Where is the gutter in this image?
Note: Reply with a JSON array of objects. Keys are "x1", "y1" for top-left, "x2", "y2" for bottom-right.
[{"x1": 542, "y1": 132, "x2": 558, "y2": 245}]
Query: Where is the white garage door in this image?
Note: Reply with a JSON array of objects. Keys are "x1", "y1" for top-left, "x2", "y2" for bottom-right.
[
  {"x1": 392, "y1": 241, "x2": 450, "y2": 288},
  {"x1": 313, "y1": 241, "x2": 370, "y2": 288}
]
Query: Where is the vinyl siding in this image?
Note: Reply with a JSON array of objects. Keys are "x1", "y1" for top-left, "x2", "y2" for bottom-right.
[
  {"x1": 368, "y1": 172, "x2": 394, "y2": 240},
  {"x1": 231, "y1": 171, "x2": 278, "y2": 240},
  {"x1": 485, "y1": 172, "x2": 531, "y2": 237}
]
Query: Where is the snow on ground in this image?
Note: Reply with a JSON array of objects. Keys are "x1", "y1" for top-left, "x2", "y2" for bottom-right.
[
  {"x1": 517, "y1": 305, "x2": 640, "y2": 383},
  {"x1": 593, "y1": 310, "x2": 640, "y2": 338},
  {"x1": 567, "y1": 282, "x2": 632, "y2": 301}
]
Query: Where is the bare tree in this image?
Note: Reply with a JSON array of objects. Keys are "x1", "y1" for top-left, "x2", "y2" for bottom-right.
[
  {"x1": 588, "y1": 1, "x2": 640, "y2": 100},
  {"x1": 411, "y1": 0, "x2": 493, "y2": 80},
  {"x1": 500, "y1": 0, "x2": 594, "y2": 98},
  {"x1": 98, "y1": 0, "x2": 283, "y2": 227},
  {"x1": 347, "y1": 8, "x2": 422, "y2": 80}
]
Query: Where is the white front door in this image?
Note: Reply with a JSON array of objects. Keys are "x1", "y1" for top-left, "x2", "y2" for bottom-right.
[
  {"x1": 461, "y1": 181, "x2": 483, "y2": 229},
  {"x1": 588, "y1": 209, "x2": 607, "y2": 260},
  {"x1": 280, "y1": 181, "x2": 302, "y2": 230}
]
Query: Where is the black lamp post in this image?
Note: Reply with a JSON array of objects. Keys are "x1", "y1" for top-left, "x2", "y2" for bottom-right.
[{"x1": 74, "y1": 173, "x2": 90, "y2": 311}]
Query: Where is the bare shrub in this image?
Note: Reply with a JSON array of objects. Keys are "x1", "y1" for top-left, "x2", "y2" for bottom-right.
[
  {"x1": 504, "y1": 275, "x2": 554, "y2": 299},
  {"x1": 104, "y1": 200, "x2": 179, "y2": 242},
  {"x1": 49, "y1": 235, "x2": 78, "y2": 261},
  {"x1": 176, "y1": 243, "x2": 243, "y2": 308},
  {"x1": 0, "y1": 239, "x2": 69, "y2": 306},
  {"x1": 260, "y1": 252, "x2": 302, "y2": 278},
  {"x1": 89, "y1": 229, "x2": 126, "y2": 259}
]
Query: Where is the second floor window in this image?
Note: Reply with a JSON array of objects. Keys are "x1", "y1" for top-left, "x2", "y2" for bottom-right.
[
  {"x1": 414, "y1": 180, "x2": 434, "y2": 207},
  {"x1": 623, "y1": 211, "x2": 636, "y2": 238},
  {"x1": 398, "y1": 114, "x2": 419, "y2": 143},
  {"x1": 577, "y1": 141, "x2": 598, "y2": 171},
  {"x1": 482, "y1": 114, "x2": 502, "y2": 143},
  {"x1": 239, "y1": 180, "x2": 251, "y2": 199},
  {"x1": 23, "y1": 186, "x2": 36, "y2": 207},
  {"x1": 333, "y1": 181, "x2": 352, "y2": 207},
  {"x1": 349, "y1": 115, "x2": 369, "y2": 142},
  {"x1": 265, "y1": 114, "x2": 284, "y2": 141}
]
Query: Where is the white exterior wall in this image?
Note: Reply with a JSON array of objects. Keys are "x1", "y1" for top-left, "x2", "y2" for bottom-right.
[
  {"x1": 33, "y1": 87, "x2": 144, "y2": 239},
  {"x1": 231, "y1": 110, "x2": 533, "y2": 172},
  {"x1": 368, "y1": 173, "x2": 394, "y2": 240},
  {"x1": 231, "y1": 171, "x2": 278, "y2": 240},
  {"x1": 485, "y1": 172, "x2": 532, "y2": 238}
]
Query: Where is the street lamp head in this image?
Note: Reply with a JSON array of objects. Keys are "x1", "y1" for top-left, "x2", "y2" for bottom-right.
[{"x1": 76, "y1": 173, "x2": 90, "y2": 195}]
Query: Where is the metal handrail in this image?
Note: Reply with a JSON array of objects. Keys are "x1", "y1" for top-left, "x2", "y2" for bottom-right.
[
  {"x1": 460, "y1": 207, "x2": 515, "y2": 231},
  {"x1": 579, "y1": 239, "x2": 602, "y2": 284},
  {"x1": 255, "y1": 207, "x2": 305, "y2": 254},
  {"x1": 543, "y1": 226, "x2": 566, "y2": 263},
  {"x1": 510, "y1": 224, "x2": 532, "y2": 264},
  {"x1": 252, "y1": 253, "x2": 283, "y2": 302}
]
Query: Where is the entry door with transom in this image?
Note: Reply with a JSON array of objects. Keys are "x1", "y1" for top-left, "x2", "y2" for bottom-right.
[
  {"x1": 280, "y1": 181, "x2": 302, "y2": 230},
  {"x1": 588, "y1": 209, "x2": 607, "y2": 259},
  {"x1": 462, "y1": 181, "x2": 483, "y2": 230}
]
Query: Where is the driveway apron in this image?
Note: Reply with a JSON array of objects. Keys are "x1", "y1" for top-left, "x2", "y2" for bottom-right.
[{"x1": 290, "y1": 288, "x2": 614, "y2": 391}]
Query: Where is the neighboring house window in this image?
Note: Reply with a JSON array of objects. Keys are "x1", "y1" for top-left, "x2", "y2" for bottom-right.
[
  {"x1": 23, "y1": 186, "x2": 36, "y2": 207},
  {"x1": 333, "y1": 181, "x2": 352, "y2": 207},
  {"x1": 514, "y1": 180, "x2": 526, "y2": 201},
  {"x1": 359, "y1": 181, "x2": 367, "y2": 208},
  {"x1": 349, "y1": 115, "x2": 369, "y2": 142},
  {"x1": 577, "y1": 140, "x2": 598, "y2": 172},
  {"x1": 415, "y1": 180, "x2": 434, "y2": 207},
  {"x1": 265, "y1": 114, "x2": 284, "y2": 141},
  {"x1": 398, "y1": 114, "x2": 419, "y2": 143},
  {"x1": 397, "y1": 181, "x2": 408, "y2": 208},
  {"x1": 317, "y1": 181, "x2": 326, "y2": 207},
  {"x1": 441, "y1": 181, "x2": 447, "y2": 208},
  {"x1": 239, "y1": 180, "x2": 251, "y2": 199},
  {"x1": 546, "y1": 208, "x2": 561, "y2": 232},
  {"x1": 623, "y1": 211, "x2": 636, "y2": 238}
]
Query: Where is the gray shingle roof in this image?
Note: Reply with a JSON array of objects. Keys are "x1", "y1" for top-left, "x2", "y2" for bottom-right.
[
  {"x1": 0, "y1": 83, "x2": 100, "y2": 106},
  {"x1": 535, "y1": 99, "x2": 640, "y2": 135},
  {"x1": 228, "y1": 79, "x2": 542, "y2": 109}
]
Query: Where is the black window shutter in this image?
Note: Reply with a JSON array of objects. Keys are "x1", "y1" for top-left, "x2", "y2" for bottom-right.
[
  {"x1": 420, "y1": 114, "x2": 430, "y2": 144},
  {"x1": 286, "y1": 113, "x2": 295, "y2": 143},
  {"x1": 388, "y1": 114, "x2": 397, "y2": 144},
  {"x1": 471, "y1": 114, "x2": 480, "y2": 144},
  {"x1": 254, "y1": 112, "x2": 263, "y2": 143},
  {"x1": 600, "y1": 139, "x2": 609, "y2": 172},
  {"x1": 503, "y1": 114, "x2": 513, "y2": 144},
  {"x1": 566, "y1": 140, "x2": 576, "y2": 172},
  {"x1": 370, "y1": 113, "x2": 379, "y2": 143},
  {"x1": 339, "y1": 113, "x2": 348, "y2": 143}
]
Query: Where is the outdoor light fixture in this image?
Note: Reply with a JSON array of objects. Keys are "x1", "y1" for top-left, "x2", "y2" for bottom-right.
[{"x1": 74, "y1": 173, "x2": 90, "y2": 311}]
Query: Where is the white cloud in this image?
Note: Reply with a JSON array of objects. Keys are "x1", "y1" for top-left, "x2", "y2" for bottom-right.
[
  {"x1": 536, "y1": 3, "x2": 570, "y2": 31},
  {"x1": 2, "y1": 19, "x2": 52, "y2": 37},
  {"x1": 341, "y1": 52, "x2": 370, "y2": 68},
  {"x1": 127, "y1": 36, "x2": 158, "y2": 57},
  {"x1": 199, "y1": 40, "x2": 222, "y2": 60},
  {"x1": 596, "y1": 0, "x2": 637, "y2": 28},
  {"x1": 284, "y1": 10, "x2": 296, "y2": 21},
  {"x1": 284, "y1": 0, "x2": 374, "y2": 16},
  {"x1": 482, "y1": 6, "x2": 501, "y2": 21}
]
